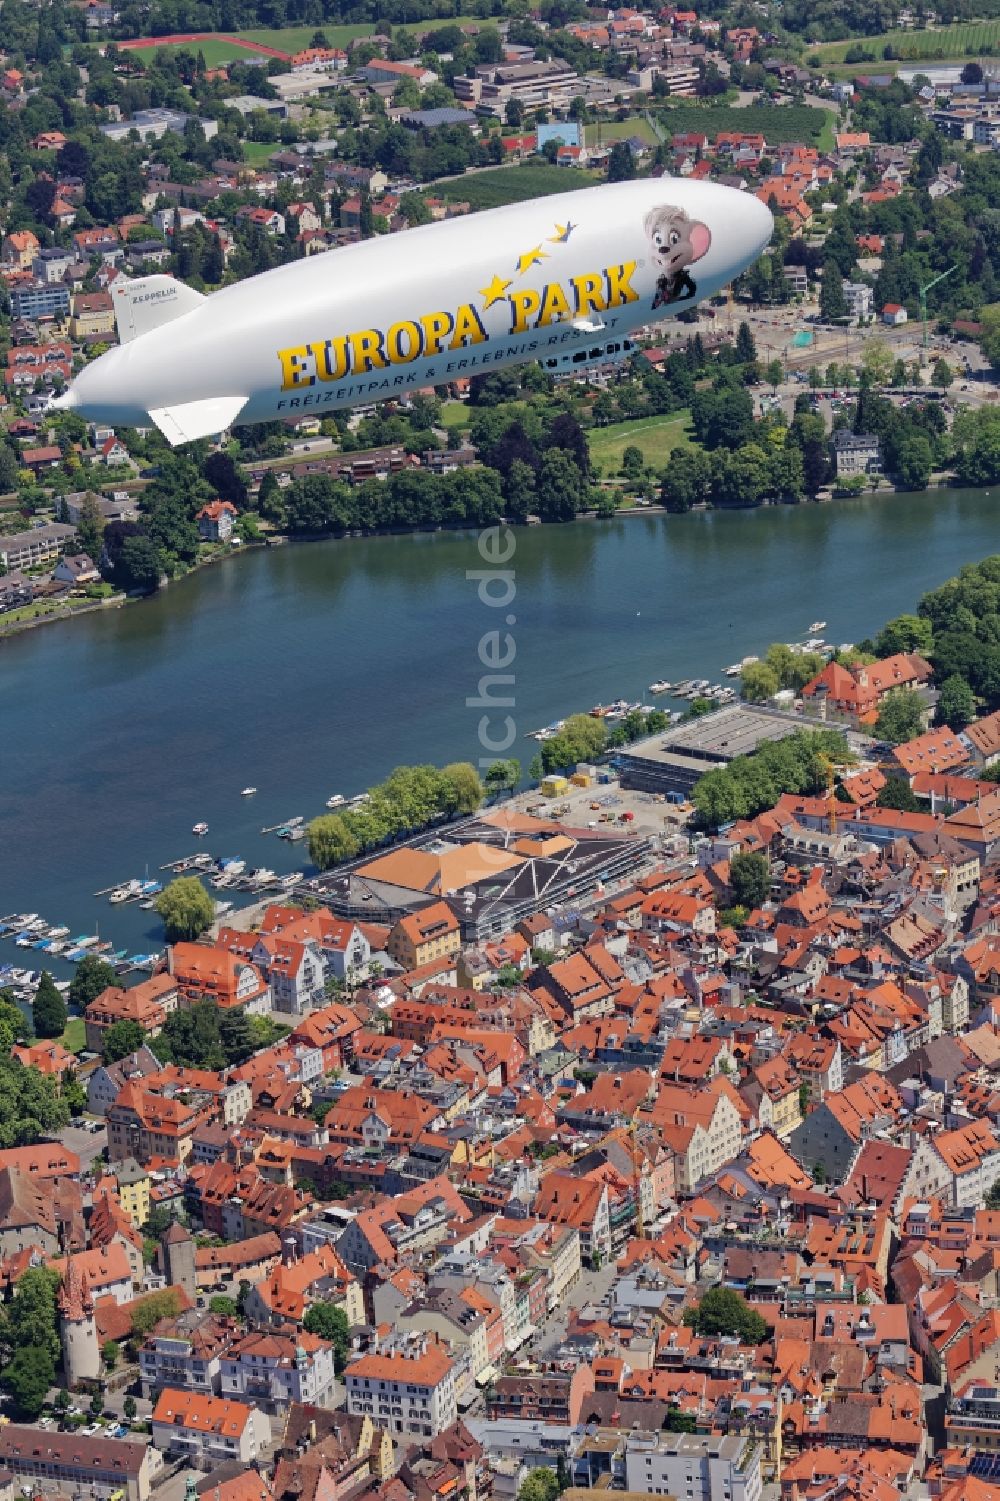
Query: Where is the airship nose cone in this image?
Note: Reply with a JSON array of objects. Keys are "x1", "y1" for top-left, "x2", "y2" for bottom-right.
[
  {"x1": 750, "y1": 193, "x2": 774, "y2": 254},
  {"x1": 733, "y1": 190, "x2": 773, "y2": 270}
]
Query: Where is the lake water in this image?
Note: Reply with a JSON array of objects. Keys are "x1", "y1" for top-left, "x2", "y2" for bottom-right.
[{"x1": 2, "y1": 487, "x2": 999, "y2": 960}]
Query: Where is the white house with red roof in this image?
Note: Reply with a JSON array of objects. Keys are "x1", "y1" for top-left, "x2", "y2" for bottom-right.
[
  {"x1": 196, "y1": 500, "x2": 237, "y2": 541},
  {"x1": 250, "y1": 933, "x2": 326, "y2": 1015}
]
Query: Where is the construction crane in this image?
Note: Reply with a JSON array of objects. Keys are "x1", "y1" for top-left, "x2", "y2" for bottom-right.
[
  {"x1": 818, "y1": 751, "x2": 909, "y2": 837},
  {"x1": 918, "y1": 266, "x2": 957, "y2": 365},
  {"x1": 816, "y1": 753, "x2": 852, "y2": 837}
]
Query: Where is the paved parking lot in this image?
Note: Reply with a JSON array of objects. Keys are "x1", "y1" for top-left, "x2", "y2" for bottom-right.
[{"x1": 516, "y1": 775, "x2": 690, "y2": 851}]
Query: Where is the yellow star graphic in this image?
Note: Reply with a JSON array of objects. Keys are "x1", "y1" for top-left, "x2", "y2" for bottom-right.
[
  {"x1": 516, "y1": 245, "x2": 547, "y2": 275},
  {"x1": 548, "y1": 221, "x2": 575, "y2": 243},
  {"x1": 479, "y1": 274, "x2": 512, "y2": 309}
]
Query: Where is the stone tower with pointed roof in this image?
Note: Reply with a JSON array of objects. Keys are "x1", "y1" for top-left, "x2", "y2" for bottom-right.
[
  {"x1": 60, "y1": 1258, "x2": 100, "y2": 1385},
  {"x1": 161, "y1": 1217, "x2": 196, "y2": 1302}
]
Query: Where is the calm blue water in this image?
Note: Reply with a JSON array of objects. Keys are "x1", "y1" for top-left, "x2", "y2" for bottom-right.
[{"x1": 1, "y1": 487, "x2": 998, "y2": 962}]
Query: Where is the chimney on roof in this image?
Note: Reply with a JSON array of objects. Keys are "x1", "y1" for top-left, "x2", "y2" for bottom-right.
[{"x1": 282, "y1": 1234, "x2": 297, "y2": 1267}]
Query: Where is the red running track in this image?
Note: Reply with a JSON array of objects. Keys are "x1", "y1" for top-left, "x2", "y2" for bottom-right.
[{"x1": 114, "y1": 32, "x2": 292, "y2": 58}]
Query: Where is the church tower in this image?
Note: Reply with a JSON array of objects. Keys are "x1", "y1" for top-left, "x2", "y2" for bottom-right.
[{"x1": 60, "y1": 1261, "x2": 100, "y2": 1386}]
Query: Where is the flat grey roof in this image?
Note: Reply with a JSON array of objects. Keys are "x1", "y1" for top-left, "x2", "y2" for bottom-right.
[
  {"x1": 621, "y1": 703, "x2": 806, "y2": 767},
  {"x1": 620, "y1": 702, "x2": 875, "y2": 769}
]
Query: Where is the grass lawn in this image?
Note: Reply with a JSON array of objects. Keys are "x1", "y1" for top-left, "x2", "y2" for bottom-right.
[
  {"x1": 588, "y1": 411, "x2": 694, "y2": 473},
  {"x1": 61, "y1": 1018, "x2": 86, "y2": 1054},
  {"x1": 241, "y1": 140, "x2": 280, "y2": 164},
  {"x1": 131, "y1": 35, "x2": 271, "y2": 63},
  {"x1": 812, "y1": 18, "x2": 1000, "y2": 62},
  {"x1": 440, "y1": 400, "x2": 471, "y2": 428},
  {"x1": 437, "y1": 163, "x2": 599, "y2": 208},
  {"x1": 584, "y1": 115, "x2": 659, "y2": 147},
  {"x1": 810, "y1": 100, "x2": 838, "y2": 153},
  {"x1": 236, "y1": 22, "x2": 375, "y2": 49},
  {"x1": 237, "y1": 15, "x2": 486, "y2": 50}
]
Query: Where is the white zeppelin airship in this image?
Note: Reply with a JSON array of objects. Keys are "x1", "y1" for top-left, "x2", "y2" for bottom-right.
[{"x1": 51, "y1": 178, "x2": 772, "y2": 445}]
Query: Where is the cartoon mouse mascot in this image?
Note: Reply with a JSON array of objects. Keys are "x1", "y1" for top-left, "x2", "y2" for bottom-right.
[{"x1": 645, "y1": 206, "x2": 712, "y2": 309}]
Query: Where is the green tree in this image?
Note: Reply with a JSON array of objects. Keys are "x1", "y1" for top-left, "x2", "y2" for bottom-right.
[
  {"x1": 861, "y1": 339, "x2": 894, "y2": 388},
  {"x1": 819, "y1": 260, "x2": 847, "y2": 322},
  {"x1": 102, "y1": 1019, "x2": 146, "y2": 1063},
  {"x1": 89, "y1": 1391, "x2": 104, "y2": 1417},
  {"x1": 303, "y1": 1302, "x2": 351, "y2": 1372},
  {"x1": 896, "y1": 433, "x2": 932, "y2": 490},
  {"x1": 682, "y1": 1287, "x2": 769, "y2": 1344},
  {"x1": 736, "y1": 321, "x2": 757, "y2": 364},
  {"x1": 9, "y1": 1266, "x2": 61, "y2": 1364},
  {"x1": 987, "y1": 1177, "x2": 1000, "y2": 1210},
  {"x1": 664, "y1": 1407, "x2": 698, "y2": 1433},
  {"x1": 442, "y1": 762, "x2": 484, "y2": 815},
  {"x1": 931, "y1": 357, "x2": 953, "y2": 390},
  {"x1": 0, "y1": 994, "x2": 31, "y2": 1052},
  {"x1": 155, "y1": 876, "x2": 215, "y2": 941},
  {"x1": 877, "y1": 776, "x2": 922, "y2": 812},
  {"x1": 130, "y1": 1289, "x2": 181, "y2": 1337},
  {"x1": 875, "y1": 613, "x2": 933, "y2": 658},
  {"x1": 123, "y1": 1395, "x2": 137, "y2": 1421},
  {"x1": 621, "y1": 445, "x2": 645, "y2": 482},
  {"x1": 69, "y1": 954, "x2": 116, "y2": 1010},
  {"x1": 153, "y1": 1003, "x2": 225, "y2": 1070},
  {"x1": 875, "y1": 687, "x2": 926, "y2": 745},
  {"x1": 765, "y1": 358, "x2": 783, "y2": 391},
  {"x1": 3, "y1": 1346, "x2": 55, "y2": 1421},
  {"x1": 484, "y1": 759, "x2": 521, "y2": 797},
  {"x1": 504, "y1": 457, "x2": 536, "y2": 523},
  {"x1": 517, "y1": 1469, "x2": 561, "y2": 1501},
  {"x1": 219, "y1": 1008, "x2": 254, "y2": 1066},
  {"x1": 208, "y1": 1295, "x2": 237, "y2": 1316},
  {"x1": 111, "y1": 534, "x2": 162, "y2": 594},
  {"x1": 102, "y1": 1339, "x2": 119, "y2": 1370},
  {"x1": 75, "y1": 492, "x2": 106, "y2": 565},
  {"x1": 729, "y1": 852, "x2": 770, "y2": 909},
  {"x1": 661, "y1": 447, "x2": 711, "y2": 513},
  {"x1": 307, "y1": 813, "x2": 360, "y2": 871},
  {"x1": 32, "y1": 972, "x2": 67, "y2": 1039},
  {"x1": 607, "y1": 142, "x2": 635, "y2": 182},
  {"x1": 535, "y1": 447, "x2": 583, "y2": 521},
  {"x1": 741, "y1": 662, "x2": 780, "y2": 702},
  {"x1": 937, "y1": 673, "x2": 976, "y2": 731}
]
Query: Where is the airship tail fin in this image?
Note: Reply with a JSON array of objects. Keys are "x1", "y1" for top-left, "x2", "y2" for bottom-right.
[
  {"x1": 112, "y1": 274, "x2": 207, "y2": 344},
  {"x1": 148, "y1": 394, "x2": 248, "y2": 447}
]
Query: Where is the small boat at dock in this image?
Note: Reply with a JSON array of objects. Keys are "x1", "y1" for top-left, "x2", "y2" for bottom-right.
[
  {"x1": 109, "y1": 880, "x2": 143, "y2": 904},
  {"x1": 326, "y1": 794, "x2": 345, "y2": 808},
  {"x1": 649, "y1": 681, "x2": 671, "y2": 694}
]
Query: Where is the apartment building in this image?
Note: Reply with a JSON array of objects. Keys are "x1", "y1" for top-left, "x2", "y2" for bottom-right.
[
  {"x1": 624, "y1": 1433, "x2": 763, "y2": 1501},
  {"x1": 150, "y1": 1389, "x2": 271, "y2": 1466},
  {"x1": 0, "y1": 522, "x2": 76, "y2": 571},
  {"x1": 219, "y1": 1330, "x2": 337, "y2": 1413},
  {"x1": 345, "y1": 1335, "x2": 458, "y2": 1439},
  {"x1": 0, "y1": 1428, "x2": 155, "y2": 1501},
  {"x1": 455, "y1": 58, "x2": 582, "y2": 116}
]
